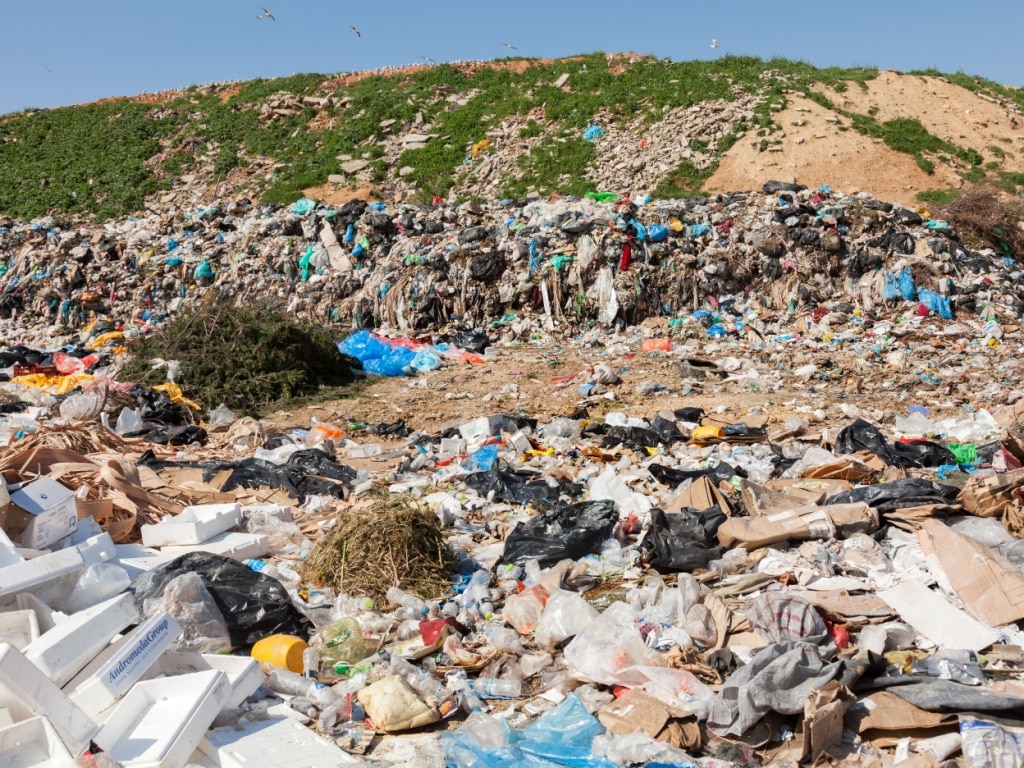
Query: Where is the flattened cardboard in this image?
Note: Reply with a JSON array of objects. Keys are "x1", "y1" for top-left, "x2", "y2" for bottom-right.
[
  {"x1": 665, "y1": 475, "x2": 732, "y2": 516},
  {"x1": 845, "y1": 691, "x2": 955, "y2": 747},
  {"x1": 878, "y1": 580, "x2": 999, "y2": 652},
  {"x1": 802, "y1": 681, "x2": 854, "y2": 764},
  {"x1": 597, "y1": 688, "x2": 670, "y2": 738},
  {"x1": 920, "y1": 518, "x2": 1024, "y2": 626}
]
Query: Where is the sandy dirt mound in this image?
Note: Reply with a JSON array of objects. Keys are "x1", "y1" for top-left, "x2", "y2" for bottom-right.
[
  {"x1": 707, "y1": 93, "x2": 961, "y2": 208},
  {"x1": 824, "y1": 71, "x2": 1024, "y2": 168}
]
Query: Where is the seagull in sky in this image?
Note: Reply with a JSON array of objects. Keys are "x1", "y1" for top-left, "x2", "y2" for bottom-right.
[
  {"x1": 420, "y1": 56, "x2": 435, "y2": 65},
  {"x1": 710, "y1": 38, "x2": 718, "y2": 48},
  {"x1": 255, "y1": 6, "x2": 275, "y2": 21},
  {"x1": 350, "y1": 25, "x2": 361, "y2": 37},
  {"x1": 502, "y1": 42, "x2": 517, "y2": 50},
  {"x1": 41, "y1": 64, "x2": 52, "y2": 74}
]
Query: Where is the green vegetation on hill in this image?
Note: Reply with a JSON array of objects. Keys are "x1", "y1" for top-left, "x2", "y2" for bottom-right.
[{"x1": 0, "y1": 55, "x2": 1018, "y2": 220}]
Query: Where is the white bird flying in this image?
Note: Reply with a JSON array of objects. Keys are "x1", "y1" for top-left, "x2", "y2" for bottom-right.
[
  {"x1": 255, "y1": 6, "x2": 275, "y2": 21},
  {"x1": 350, "y1": 25, "x2": 361, "y2": 37},
  {"x1": 502, "y1": 42, "x2": 517, "y2": 50},
  {"x1": 710, "y1": 38, "x2": 718, "y2": 48}
]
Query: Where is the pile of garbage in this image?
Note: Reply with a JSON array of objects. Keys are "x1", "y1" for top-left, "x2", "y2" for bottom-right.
[
  {"x1": 1, "y1": 180, "x2": 1023, "y2": 346},
  {"x1": 3, "y1": 345, "x2": 1024, "y2": 766}
]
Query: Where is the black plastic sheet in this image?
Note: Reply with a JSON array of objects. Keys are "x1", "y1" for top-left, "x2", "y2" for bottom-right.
[
  {"x1": 500, "y1": 500, "x2": 618, "y2": 568},
  {"x1": 824, "y1": 477, "x2": 960, "y2": 513},
  {"x1": 641, "y1": 506, "x2": 726, "y2": 572},
  {"x1": 131, "y1": 552, "x2": 312, "y2": 649}
]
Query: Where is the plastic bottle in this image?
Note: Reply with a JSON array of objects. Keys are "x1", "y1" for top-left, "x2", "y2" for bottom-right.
[
  {"x1": 390, "y1": 655, "x2": 443, "y2": 699},
  {"x1": 245, "y1": 558, "x2": 301, "y2": 585},
  {"x1": 520, "y1": 652, "x2": 553, "y2": 678},
  {"x1": 302, "y1": 647, "x2": 320, "y2": 679},
  {"x1": 316, "y1": 695, "x2": 351, "y2": 733},
  {"x1": 267, "y1": 669, "x2": 338, "y2": 710},
  {"x1": 288, "y1": 696, "x2": 317, "y2": 718},
  {"x1": 470, "y1": 678, "x2": 522, "y2": 699},
  {"x1": 319, "y1": 617, "x2": 367, "y2": 666},
  {"x1": 386, "y1": 586, "x2": 426, "y2": 613}
]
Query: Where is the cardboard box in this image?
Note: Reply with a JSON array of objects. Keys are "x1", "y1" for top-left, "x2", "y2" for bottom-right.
[{"x1": 2, "y1": 478, "x2": 78, "y2": 550}]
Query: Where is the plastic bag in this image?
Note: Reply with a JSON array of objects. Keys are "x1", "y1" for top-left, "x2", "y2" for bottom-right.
[
  {"x1": 464, "y1": 467, "x2": 563, "y2": 506},
  {"x1": 452, "y1": 329, "x2": 491, "y2": 353},
  {"x1": 882, "y1": 270, "x2": 901, "y2": 301},
  {"x1": 132, "y1": 552, "x2": 311, "y2": 649},
  {"x1": 337, "y1": 330, "x2": 390, "y2": 363},
  {"x1": 463, "y1": 443, "x2": 499, "y2": 472},
  {"x1": 358, "y1": 675, "x2": 439, "y2": 733},
  {"x1": 245, "y1": 507, "x2": 307, "y2": 556},
  {"x1": 207, "y1": 403, "x2": 238, "y2": 429},
  {"x1": 648, "y1": 223, "x2": 668, "y2": 242},
  {"x1": 959, "y1": 715, "x2": 1024, "y2": 768},
  {"x1": 289, "y1": 198, "x2": 316, "y2": 215},
  {"x1": 59, "y1": 392, "x2": 104, "y2": 422},
  {"x1": 503, "y1": 583, "x2": 550, "y2": 634},
  {"x1": 141, "y1": 572, "x2": 232, "y2": 653},
  {"x1": 60, "y1": 563, "x2": 132, "y2": 613},
  {"x1": 898, "y1": 267, "x2": 916, "y2": 300},
  {"x1": 641, "y1": 506, "x2": 726, "y2": 572},
  {"x1": 918, "y1": 288, "x2": 954, "y2": 319},
  {"x1": 500, "y1": 500, "x2": 619, "y2": 568},
  {"x1": 825, "y1": 477, "x2": 960, "y2": 513},
  {"x1": 534, "y1": 590, "x2": 599, "y2": 651},
  {"x1": 193, "y1": 259, "x2": 213, "y2": 280}
]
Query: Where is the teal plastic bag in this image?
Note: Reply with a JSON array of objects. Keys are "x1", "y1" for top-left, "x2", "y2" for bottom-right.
[
  {"x1": 898, "y1": 267, "x2": 915, "y2": 301},
  {"x1": 193, "y1": 260, "x2": 213, "y2": 280},
  {"x1": 298, "y1": 246, "x2": 314, "y2": 282},
  {"x1": 290, "y1": 198, "x2": 316, "y2": 215},
  {"x1": 917, "y1": 288, "x2": 953, "y2": 319},
  {"x1": 648, "y1": 224, "x2": 668, "y2": 242}
]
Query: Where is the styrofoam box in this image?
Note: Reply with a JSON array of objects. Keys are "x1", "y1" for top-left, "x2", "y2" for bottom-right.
[
  {"x1": 158, "y1": 531, "x2": 269, "y2": 562},
  {"x1": 201, "y1": 716, "x2": 362, "y2": 767},
  {"x1": 0, "y1": 533, "x2": 116, "y2": 600},
  {"x1": 0, "y1": 716, "x2": 74, "y2": 768},
  {"x1": 0, "y1": 611, "x2": 39, "y2": 651},
  {"x1": 113, "y1": 543, "x2": 176, "y2": 578},
  {"x1": 24, "y1": 593, "x2": 139, "y2": 687},
  {"x1": 68, "y1": 612, "x2": 182, "y2": 720},
  {"x1": 0, "y1": 528, "x2": 23, "y2": 569},
  {"x1": 157, "y1": 652, "x2": 262, "y2": 711},
  {"x1": 95, "y1": 669, "x2": 230, "y2": 768},
  {"x1": 141, "y1": 503, "x2": 242, "y2": 548},
  {"x1": 0, "y1": 642, "x2": 97, "y2": 754}
]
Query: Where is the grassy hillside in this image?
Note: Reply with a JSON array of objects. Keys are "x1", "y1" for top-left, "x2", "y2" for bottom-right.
[{"x1": 1, "y1": 53, "x2": 1020, "y2": 219}]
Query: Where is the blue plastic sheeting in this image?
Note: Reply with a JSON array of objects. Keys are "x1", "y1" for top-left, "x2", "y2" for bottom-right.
[
  {"x1": 583, "y1": 124, "x2": 605, "y2": 141},
  {"x1": 440, "y1": 693, "x2": 618, "y2": 768},
  {"x1": 337, "y1": 330, "x2": 439, "y2": 377},
  {"x1": 648, "y1": 224, "x2": 669, "y2": 242},
  {"x1": 883, "y1": 267, "x2": 915, "y2": 301},
  {"x1": 917, "y1": 288, "x2": 953, "y2": 319}
]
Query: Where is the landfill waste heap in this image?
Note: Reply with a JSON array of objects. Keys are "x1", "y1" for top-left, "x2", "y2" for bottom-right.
[{"x1": 0, "y1": 180, "x2": 1024, "y2": 768}]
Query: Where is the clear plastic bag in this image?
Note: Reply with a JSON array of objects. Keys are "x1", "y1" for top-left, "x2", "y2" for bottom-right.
[
  {"x1": 60, "y1": 563, "x2": 131, "y2": 613},
  {"x1": 142, "y1": 572, "x2": 231, "y2": 653},
  {"x1": 534, "y1": 590, "x2": 599, "y2": 651}
]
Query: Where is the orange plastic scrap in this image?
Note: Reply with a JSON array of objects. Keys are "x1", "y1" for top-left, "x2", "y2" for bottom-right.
[
  {"x1": 641, "y1": 338, "x2": 672, "y2": 353},
  {"x1": 470, "y1": 139, "x2": 491, "y2": 159},
  {"x1": 459, "y1": 351, "x2": 486, "y2": 365}
]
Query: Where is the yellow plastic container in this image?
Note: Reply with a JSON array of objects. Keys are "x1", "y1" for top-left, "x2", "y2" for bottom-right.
[
  {"x1": 251, "y1": 634, "x2": 308, "y2": 673},
  {"x1": 690, "y1": 425, "x2": 724, "y2": 442}
]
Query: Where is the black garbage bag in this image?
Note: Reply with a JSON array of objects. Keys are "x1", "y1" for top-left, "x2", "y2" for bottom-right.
[
  {"x1": 651, "y1": 415, "x2": 684, "y2": 444},
  {"x1": 500, "y1": 500, "x2": 619, "y2": 568},
  {"x1": 835, "y1": 419, "x2": 900, "y2": 465},
  {"x1": 762, "y1": 180, "x2": 807, "y2": 194},
  {"x1": 674, "y1": 407, "x2": 705, "y2": 423},
  {"x1": 464, "y1": 467, "x2": 579, "y2": 506},
  {"x1": 145, "y1": 425, "x2": 208, "y2": 446},
  {"x1": 452, "y1": 329, "x2": 491, "y2": 353},
  {"x1": 364, "y1": 419, "x2": 410, "y2": 437},
  {"x1": 641, "y1": 506, "x2": 727, "y2": 572},
  {"x1": 132, "y1": 553, "x2": 312, "y2": 649},
  {"x1": 601, "y1": 426, "x2": 664, "y2": 452},
  {"x1": 648, "y1": 461, "x2": 742, "y2": 488},
  {"x1": 286, "y1": 449, "x2": 359, "y2": 484},
  {"x1": 469, "y1": 255, "x2": 506, "y2": 282},
  {"x1": 130, "y1": 384, "x2": 186, "y2": 424},
  {"x1": 891, "y1": 439, "x2": 957, "y2": 468},
  {"x1": 824, "y1": 477, "x2": 960, "y2": 513}
]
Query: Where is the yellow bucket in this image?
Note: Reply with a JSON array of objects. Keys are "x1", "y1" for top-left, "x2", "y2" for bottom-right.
[{"x1": 251, "y1": 634, "x2": 307, "y2": 673}]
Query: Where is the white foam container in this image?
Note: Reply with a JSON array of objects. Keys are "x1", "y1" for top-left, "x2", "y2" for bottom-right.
[
  {"x1": 68, "y1": 612, "x2": 181, "y2": 720},
  {"x1": 0, "y1": 528, "x2": 24, "y2": 569},
  {"x1": 141, "y1": 503, "x2": 242, "y2": 547},
  {"x1": 158, "y1": 531, "x2": 269, "y2": 562},
  {"x1": 113, "y1": 543, "x2": 176, "y2": 578},
  {"x1": 0, "y1": 716, "x2": 74, "y2": 768},
  {"x1": 24, "y1": 593, "x2": 139, "y2": 687},
  {"x1": 156, "y1": 652, "x2": 262, "y2": 710},
  {"x1": 0, "y1": 642, "x2": 97, "y2": 754},
  {"x1": 0, "y1": 611, "x2": 39, "y2": 651},
  {"x1": 201, "y1": 716, "x2": 361, "y2": 767},
  {"x1": 95, "y1": 669, "x2": 229, "y2": 768},
  {"x1": 0, "y1": 533, "x2": 116, "y2": 599}
]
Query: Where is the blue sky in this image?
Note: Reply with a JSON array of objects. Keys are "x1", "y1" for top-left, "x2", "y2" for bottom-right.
[{"x1": 1, "y1": 0, "x2": 1022, "y2": 116}]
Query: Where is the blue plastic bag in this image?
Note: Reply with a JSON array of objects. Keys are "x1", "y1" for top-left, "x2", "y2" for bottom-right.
[
  {"x1": 363, "y1": 345, "x2": 415, "y2": 376},
  {"x1": 688, "y1": 223, "x2": 710, "y2": 237},
  {"x1": 630, "y1": 220, "x2": 648, "y2": 241},
  {"x1": 706, "y1": 324, "x2": 727, "y2": 337},
  {"x1": 583, "y1": 124, "x2": 604, "y2": 141},
  {"x1": 289, "y1": 198, "x2": 316, "y2": 215},
  {"x1": 298, "y1": 245, "x2": 314, "y2": 282},
  {"x1": 917, "y1": 288, "x2": 953, "y2": 319},
  {"x1": 882, "y1": 271, "x2": 901, "y2": 301},
  {"x1": 898, "y1": 267, "x2": 915, "y2": 301},
  {"x1": 343, "y1": 223, "x2": 355, "y2": 244},
  {"x1": 410, "y1": 349, "x2": 441, "y2": 372},
  {"x1": 464, "y1": 444, "x2": 498, "y2": 472},
  {"x1": 648, "y1": 224, "x2": 668, "y2": 242}
]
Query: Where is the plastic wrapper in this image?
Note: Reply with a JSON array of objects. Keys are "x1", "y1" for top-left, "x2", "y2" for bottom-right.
[
  {"x1": 500, "y1": 500, "x2": 619, "y2": 568},
  {"x1": 141, "y1": 571, "x2": 231, "y2": 653},
  {"x1": 207, "y1": 403, "x2": 238, "y2": 428},
  {"x1": 959, "y1": 715, "x2": 1024, "y2": 768},
  {"x1": 60, "y1": 563, "x2": 132, "y2": 614},
  {"x1": 825, "y1": 477, "x2": 960, "y2": 513},
  {"x1": 464, "y1": 467, "x2": 565, "y2": 506},
  {"x1": 503, "y1": 583, "x2": 550, "y2": 634},
  {"x1": 132, "y1": 552, "x2": 311, "y2": 649}
]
